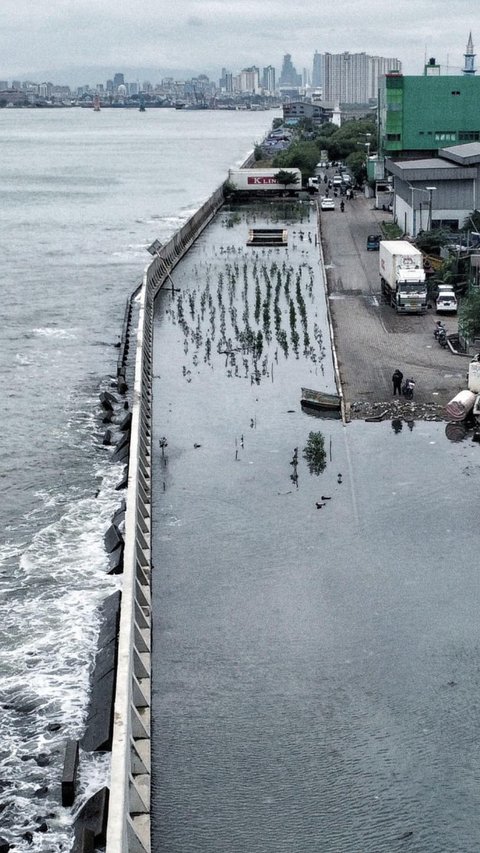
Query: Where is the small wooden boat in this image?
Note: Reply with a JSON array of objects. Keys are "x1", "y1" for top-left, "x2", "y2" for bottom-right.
[{"x1": 301, "y1": 387, "x2": 341, "y2": 412}]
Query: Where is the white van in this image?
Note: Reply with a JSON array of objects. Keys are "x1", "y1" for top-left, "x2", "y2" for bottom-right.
[{"x1": 436, "y1": 286, "x2": 458, "y2": 314}]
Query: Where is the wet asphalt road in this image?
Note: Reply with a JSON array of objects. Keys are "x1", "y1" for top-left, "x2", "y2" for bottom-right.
[{"x1": 319, "y1": 193, "x2": 466, "y2": 409}]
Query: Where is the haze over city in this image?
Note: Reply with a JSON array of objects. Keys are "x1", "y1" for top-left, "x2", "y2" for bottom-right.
[{"x1": 0, "y1": 0, "x2": 476, "y2": 84}]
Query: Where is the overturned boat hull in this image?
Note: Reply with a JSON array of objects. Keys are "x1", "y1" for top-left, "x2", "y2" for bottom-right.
[{"x1": 301, "y1": 387, "x2": 341, "y2": 412}]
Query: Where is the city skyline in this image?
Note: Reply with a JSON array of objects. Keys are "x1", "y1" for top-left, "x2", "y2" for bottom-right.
[{"x1": 0, "y1": 0, "x2": 476, "y2": 84}]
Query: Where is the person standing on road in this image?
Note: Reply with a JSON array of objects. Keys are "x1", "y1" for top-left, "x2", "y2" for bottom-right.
[{"x1": 392, "y1": 369, "x2": 403, "y2": 396}]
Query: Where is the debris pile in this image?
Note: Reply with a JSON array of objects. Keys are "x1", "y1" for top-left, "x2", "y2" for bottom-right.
[{"x1": 348, "y1": 400, "x2": 446, "y2": 422}]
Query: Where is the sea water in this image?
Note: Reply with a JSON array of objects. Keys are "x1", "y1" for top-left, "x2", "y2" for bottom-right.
[{"x1": 0, "y1": 106, "x2": 275, "y2": 851}]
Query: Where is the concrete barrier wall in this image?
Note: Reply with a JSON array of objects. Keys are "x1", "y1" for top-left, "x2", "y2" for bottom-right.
[{"x1": 105, "y1": 181, "x2": 226, "y2": 853}]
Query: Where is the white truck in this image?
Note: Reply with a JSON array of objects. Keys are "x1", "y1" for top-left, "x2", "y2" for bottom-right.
[
  {"x1": 227, "y1": 168, "x2": 302, "y2": 192},
  {"x1": 379, "y1": 241, "x2": 427, "y2": 314}
]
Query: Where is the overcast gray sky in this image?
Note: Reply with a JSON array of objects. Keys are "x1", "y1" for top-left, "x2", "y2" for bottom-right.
[{"x1": 0, "y1": 0, "x2": 477, "y2": 83}]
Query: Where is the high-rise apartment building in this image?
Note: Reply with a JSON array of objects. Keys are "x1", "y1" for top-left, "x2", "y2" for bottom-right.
[
  {"x1": 312, "y1": 51, "x2": 401, "y2": 103},
  {"x1": 238, "y1": 67, "x2": 260, "y2": 93},
  {"x1": 262, "y1": 65, "x2": 276, "y2": 94}
]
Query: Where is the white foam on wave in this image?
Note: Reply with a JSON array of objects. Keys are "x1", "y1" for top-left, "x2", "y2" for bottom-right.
[
  {"x1": 0, "y1": 462, "x2": 125, "y2": 849},
  {"x1": 112, "y1": 249, "x2": 148, "y2": 261},
  {"x1": 15, "y1": 353, "x2": 32, "y2": 366},
  {"x1": 32, "y1": 327, "x2": 77, "y2": 340},
  {"x1": 72, "y1": 750, "x2": 112, "y2": 820},
  {"x1": 146, "y1": 208, "x2": 202, "y2": 243}
]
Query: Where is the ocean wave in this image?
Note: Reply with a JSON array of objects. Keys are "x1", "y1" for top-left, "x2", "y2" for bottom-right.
[
  {"x1": 0, "y1": 464, "x2": 124, "y2": 849},
  {"x1": 31, "y1": 327, "x2": 78, "y2": 340}
]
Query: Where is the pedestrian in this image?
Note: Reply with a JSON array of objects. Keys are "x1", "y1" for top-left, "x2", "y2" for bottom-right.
[{"x1": 392, "y1": 368, "x2": 403, "y2": 396}]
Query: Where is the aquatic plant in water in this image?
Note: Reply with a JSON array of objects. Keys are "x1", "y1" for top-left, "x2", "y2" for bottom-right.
[
  {"x1": 303, "y1": 431, "x2": 327, "y2": 476},
  {"x1": 254, "y1": 281, "x2": 262, "y2": 323}
]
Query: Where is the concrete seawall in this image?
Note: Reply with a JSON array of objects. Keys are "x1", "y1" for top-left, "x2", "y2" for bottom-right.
[{"x1": 104, "y1": 180, "x2": 228, "y2": 853}]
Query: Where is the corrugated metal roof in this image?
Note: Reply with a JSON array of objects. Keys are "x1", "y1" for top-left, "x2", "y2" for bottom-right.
[
  {"x1": 386, "y1": 157, "x2": 477, "y2": 181},
  {"x1": 440, "y1": 142, "x2": 480, "y2": 164}
]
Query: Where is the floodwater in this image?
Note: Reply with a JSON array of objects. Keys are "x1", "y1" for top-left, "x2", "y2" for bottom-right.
[{"x1": 150, "y1": 202, "x2": 480, "y2": 852}]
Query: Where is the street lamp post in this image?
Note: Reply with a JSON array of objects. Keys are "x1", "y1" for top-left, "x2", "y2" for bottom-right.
[
  {"x1": 409, "y1": 185, "x2": 437, "y2": 237},
  {"x1": 357, "y1": 133, "x2": 372, "y2": 186},
  {"x1": 426, "y1": 186, "x2": 436, "y2": 231}
]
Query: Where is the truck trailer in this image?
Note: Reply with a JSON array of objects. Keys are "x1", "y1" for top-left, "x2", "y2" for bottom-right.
[
  {"x1": 379, "y1": 241, "x2": 427, "y2": 314},
  {"x1": 227, "y1": 168, "x2": 302, "y2": 193}
]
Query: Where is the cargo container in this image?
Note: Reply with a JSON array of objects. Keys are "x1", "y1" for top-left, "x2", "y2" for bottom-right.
[
  {"x1": 379, "y1": 241, "x2": 427, "y2": 313},
  {"x1": 227, "y1": 168, "x2": 302, "y2": 192}
]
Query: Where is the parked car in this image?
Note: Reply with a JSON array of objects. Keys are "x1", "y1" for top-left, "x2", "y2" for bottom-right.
[
  {"x1": 366, "y1": 234, "x2": 381, "y2": 251},
  {"x1": 320, "y1": 197, "x2": 335, "y2": 211},
  {"x1": 436, "y1": 285, "x2": 458, "y2": 314}
]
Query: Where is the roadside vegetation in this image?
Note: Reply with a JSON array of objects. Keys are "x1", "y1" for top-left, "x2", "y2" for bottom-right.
[
  {"x1": 414, "y1": 223, "x2": 478, "y2": 298},
  {"x1": 270, "y1": 117, "x2": 377, "y2": 184},
  {"x1": 459, "y1": 286, "x2": 480, "y2": 342},
  {"x1": 381, "y1": 221, "x2": 403, "y2": 240}
]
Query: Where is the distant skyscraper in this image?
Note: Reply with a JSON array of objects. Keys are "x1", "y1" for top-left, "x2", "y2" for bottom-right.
[
  {"x1": 262, "y1": 65, "x2": 276, "y2": 94},
  {"x1": 312, "y1": 51, "x2": 324, "y2": 88},
  {"x1": 219, "y1": 68, "x2": 228, "y2": 90},
  {"x1": 279, "y1": 54, "x2": 302, "y2": 88},
  {"x1": 113, "y1": 73, "x2": 125, "y2": 90},
  {"x1": 463, "y1": 32, "x2": 476, "y2": 75}
]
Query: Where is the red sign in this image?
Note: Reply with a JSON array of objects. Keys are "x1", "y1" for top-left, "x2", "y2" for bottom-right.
[{"x1": 247, "y1": 176, "x2": 278, "y2": 185}]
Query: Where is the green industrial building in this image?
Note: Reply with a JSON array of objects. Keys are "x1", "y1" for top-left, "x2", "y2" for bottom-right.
[
  {"x1": 379, "y1": 70, "x2": 480, "y2": 158},
  {"x1": 379, "y1": 35, "x2": 480, "y2": 159},
  {"x1": 375, "y1": 36, "x2": 480, "y2": 234}
]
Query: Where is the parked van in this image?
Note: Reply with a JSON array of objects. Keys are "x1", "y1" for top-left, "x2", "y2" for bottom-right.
[
  {"x1": 366, "y1": 234, "x2": 381, "y2": 251},
  {"x1": 436, "y1": 285, "x2": 458, "y2": 314}
]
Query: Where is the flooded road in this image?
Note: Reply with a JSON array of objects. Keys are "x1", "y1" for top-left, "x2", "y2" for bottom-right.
[{"x1": 150, "y1": 202, "x2": 480, "y2": 852}]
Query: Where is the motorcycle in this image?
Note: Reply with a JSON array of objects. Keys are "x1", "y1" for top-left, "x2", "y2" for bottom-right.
[
  {"x1": 437, "y1": 328, "x2": 448, "y2": 348},
  {"x1": 340, "y1": 201, "x2": 345, "y2": 212},
  {"x1": 433, "y1": 321, "x2": 446, "y2": 340},
  {"x1": 402, "y1": 378, "x2": 415, "y2": 399}
]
